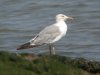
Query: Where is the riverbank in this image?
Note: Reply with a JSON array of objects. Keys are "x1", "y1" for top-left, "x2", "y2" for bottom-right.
[{"x1": 0, "y1": 51, "x2": 99, "y2": 75}]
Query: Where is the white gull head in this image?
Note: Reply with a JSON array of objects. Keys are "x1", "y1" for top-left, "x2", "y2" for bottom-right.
[{"x1": 56, "y1": 14, "x2": 73, "y2": 22}]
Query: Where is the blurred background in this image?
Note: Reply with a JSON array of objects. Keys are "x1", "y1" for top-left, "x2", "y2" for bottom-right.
[{"x1": 0, "y1": 0, "x2": 100, "y2": 60}]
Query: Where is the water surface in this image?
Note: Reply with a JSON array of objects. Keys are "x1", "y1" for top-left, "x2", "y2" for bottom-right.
[{"x1": 0, "y1": 0, "x2": 100, "y2": 60}]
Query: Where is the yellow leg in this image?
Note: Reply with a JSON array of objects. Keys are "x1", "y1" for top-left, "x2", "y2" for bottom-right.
[
  {"x1": 48, "y1": 44, "x2": 52, "y2": 56},
  {"x1": 48, "y1": 44, "x2": 55, "y2": 56}
]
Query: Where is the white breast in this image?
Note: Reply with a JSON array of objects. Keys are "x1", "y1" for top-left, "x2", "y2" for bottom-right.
[
  {"x1": 52, "y1": 21, "x2": 67, "y2": 43},
  {"x1": 56, "y1": 21, "x2": 67, "y2": 36}
]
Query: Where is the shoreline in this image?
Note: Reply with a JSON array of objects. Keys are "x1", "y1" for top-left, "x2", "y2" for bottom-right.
[{"x1": 0, "y1": 51, "x2": 100, "y2": 75}]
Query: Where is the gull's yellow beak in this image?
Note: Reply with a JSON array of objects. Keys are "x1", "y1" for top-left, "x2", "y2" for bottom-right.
[{"x1": 67, "y1": 17, "x2": 74, "y2": 20}]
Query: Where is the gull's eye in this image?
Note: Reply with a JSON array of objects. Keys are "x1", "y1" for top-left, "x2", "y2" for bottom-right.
[{"x1": 62, "y1": 15, "x2": 64, "y2": 17}]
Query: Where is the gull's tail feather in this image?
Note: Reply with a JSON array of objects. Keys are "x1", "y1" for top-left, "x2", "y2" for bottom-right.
[{"x1": 17, "y1": 42, "x2": 38, "y2": 50}]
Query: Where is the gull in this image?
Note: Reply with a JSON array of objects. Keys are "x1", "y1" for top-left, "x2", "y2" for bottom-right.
[{"x1": 17, "y1": 14, "x2": 73, "y2": 55}]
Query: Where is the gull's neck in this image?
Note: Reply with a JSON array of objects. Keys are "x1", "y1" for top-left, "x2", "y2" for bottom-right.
[
  {"x1": 56, "y1": 19, "x2": 65, "y2": 22},
  {"x1": 55, "y1": 20, "x2": 66, "y2": 26},
  {"x1": 55, "y1": 19, "x2": 67, "y2": 36}
]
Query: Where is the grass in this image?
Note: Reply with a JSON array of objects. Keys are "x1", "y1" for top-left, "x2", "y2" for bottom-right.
[{"x1": 0, "y1": 51, "x2": 98, "y2": 75}]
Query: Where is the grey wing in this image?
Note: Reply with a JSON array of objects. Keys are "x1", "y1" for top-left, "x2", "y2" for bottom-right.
[{"x1": 30, "y1": 25, "x2": 61, "y2": 45}]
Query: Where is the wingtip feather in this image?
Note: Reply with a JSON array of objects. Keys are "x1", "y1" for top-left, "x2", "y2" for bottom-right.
[
  {"x1": 17, "y1": 42, "x2": 32, "y2": 50},
  {"x1": 16, "y1": 42, "x2": 40, "y2": 50}
]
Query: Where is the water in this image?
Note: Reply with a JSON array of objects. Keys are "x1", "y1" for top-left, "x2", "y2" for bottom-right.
[{"x1": 0, "y1": 0, "x2": 100, "y2": 61}]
